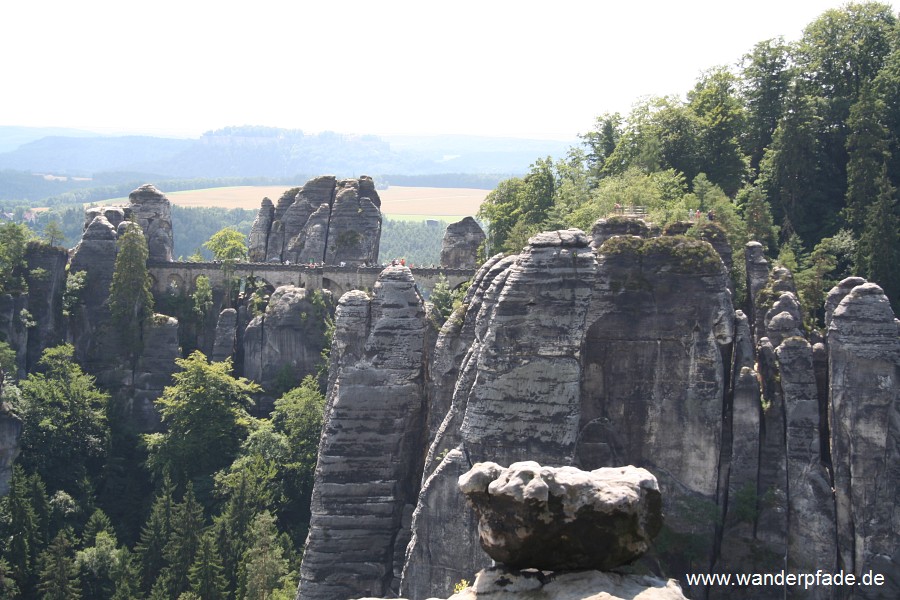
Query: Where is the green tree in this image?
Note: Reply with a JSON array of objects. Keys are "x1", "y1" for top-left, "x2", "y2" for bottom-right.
[
  {"x1": 203, "y1": 228, "x2": 248, "y2": 263},
  {"x1": 75, "y1": 530, "x2": 120, "y2": 600},
  {"x1": 1, "y1": 466, "x2": 38, "y2": 593},
  {"x1": 581, "y1": 112, "x2": 623, "y2": 180},
  {"x1": 37, "y1": 529, "x2": 80, "y2": 600},
  {"x1": 163, "y1": 483, "x2": 205, "y2": 598},
  {"x1": 135, "y1": 475, "x2": 176, "y2": 593},
  {"x1": 238, "y1": 511, "x2": 289, "y2": 600},
  {"x1": 269, "y1": 376, "x2": 325, "y2": 529},
  {"x1": 192, "y1": 275, "x2": 214, "y2": 321},
  {"x1": 212, "y1": 471, "x2": 256, "y2": 596},
  {"x1": 740, "y1": 37, "x2": 794, "y2": 173},
  {"x1": 429, "y1": 275, "x2": 454, "y2": 322},
  {"x1": 688, "y1": 66, "x2": 748, "y2": 196},
  {"x1": 857, "y1": 163, "x2": 899, "y2": 308},
  {"x1": 0, "y1": 222, "x2": 34, "y2": 294},
  {"x1": 109, "y1": 222, "x2": 154, "y2": 360},
  {"x1": 738, "y1": 185, "x2": 779, "y2": 251},
  {"x1": 144, "y1": 352, "x2": 260, "y2": 489},
  {"x1": 17, "y1": 345, "x2": 110, "y2": 496},
  {"x1": 188, "y1": 530, "x2": 228, "y2": 600},
  {"x1": 43, "y1": 219, "x2": 66, "y2": 247},
  {"x1": 757, "y1": 82, "x2": 824, "y2": 242},
  {"x1": 82, "y1": 509, "x2": 116, "y2": 548},
  {"x1": 0, "y1": 557, "x2": 19, "y2": 599},
  {"x1": 845, "y1": 84, "x2": 891, "y2": 231}
]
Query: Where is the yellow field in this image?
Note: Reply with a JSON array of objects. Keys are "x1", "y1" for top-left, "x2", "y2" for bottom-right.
[{"x1": 150, "y1": 185, "x2": 489, "y2": 217}]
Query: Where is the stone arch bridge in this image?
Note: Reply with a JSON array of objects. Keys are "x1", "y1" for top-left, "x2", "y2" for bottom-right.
[{"x1": 147, "y1": 261, "x2": 475, "y2": 299}]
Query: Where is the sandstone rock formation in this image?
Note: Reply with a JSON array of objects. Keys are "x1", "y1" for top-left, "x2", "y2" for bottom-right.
[
  {"x1": 128, "y1": 184, "x2": 173, "y2": 262},
  {"x1": 243, "y1": 286, "x2": 333, "y2": 392},
  {"x1": 211, "y1": 308, "x2": 239, "y2": 363},
  {"x1": 289, "y1": 218, "x2": 898, "y2": 600},
  {"x1": 69, "y1": 216, "x2": 120, "y2": 379},
  {"x1": 250, "y1": 176, "x2": 382, "y2": 266},
  {"x1": 440, "y1": 217, "x2": 485, "y2": 268},
  {"x1": 459, "y1": 462, "x2": 662, "y2": 571},
  {"x1": 827, "y1": 282, "x2": 900, "y2": 599},
  {"x1": 23, "y1": 244, "x2": 67, "y2": 371},
  {"x1": 298, "y1": 267, "x2": 428, "y2": 600},
  {"x1": 128, "y1": 314, "x2": 181, "y2": 432}
]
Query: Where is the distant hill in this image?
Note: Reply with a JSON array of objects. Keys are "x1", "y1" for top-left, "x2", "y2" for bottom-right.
[
  {"x1": 0, "y1": 126, "x2": 573, "y2": 180},
  {"x1": 0, "y1": 125, "x2": 98, "y2": 153}
]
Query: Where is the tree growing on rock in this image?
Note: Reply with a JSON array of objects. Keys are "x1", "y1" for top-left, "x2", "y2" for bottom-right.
[{"x1": 109, "y1": 222, "x2": 154, "y2": 361}]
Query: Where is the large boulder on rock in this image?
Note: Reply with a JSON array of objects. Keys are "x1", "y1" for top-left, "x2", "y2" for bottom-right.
[
  {"x1": 128, "y1": 184, "x2": 173, "y2": 262},
  {"x1": 459, "y1": 462, "x2": 662, "y2": 571},
  {"x1": 440, "y1": 217, "x2": 485, "y2": 269}
]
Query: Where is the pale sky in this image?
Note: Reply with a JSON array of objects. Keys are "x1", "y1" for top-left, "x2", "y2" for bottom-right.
[{"x1": 2, "y1": 0, "x2": 897, "y2": 141}]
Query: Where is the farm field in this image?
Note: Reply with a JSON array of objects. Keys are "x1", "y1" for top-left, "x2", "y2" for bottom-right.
[{"x1": 104, "y1": 185, "x2": 489, "y2": 218}]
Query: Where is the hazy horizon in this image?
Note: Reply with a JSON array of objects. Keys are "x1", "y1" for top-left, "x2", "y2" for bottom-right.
[{"x1": 3, "y1": 1, "x2": 898, "y2": 141}]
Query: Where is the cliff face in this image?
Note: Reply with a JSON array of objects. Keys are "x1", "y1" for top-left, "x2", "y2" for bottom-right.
[
  {"x1": 298, "y1": 267, "x2": 428, "y2": 600},
  {"x1": 250, "y1": 176, "x2": 381, "y2": 266},
  {"x1": 827, "y1": 282, "x2": 900, "y2": 599},
  {"x1": 300, "y1": 218, "x2": 899, "y2": 600},
  {"x1": 242, "y1": 286, "x2": 333, "y2": 393}
]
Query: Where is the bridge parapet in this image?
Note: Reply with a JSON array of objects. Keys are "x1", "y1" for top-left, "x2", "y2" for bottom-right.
[{"x1": 147, "y1": 261, "x2": 475, "y2": 297}]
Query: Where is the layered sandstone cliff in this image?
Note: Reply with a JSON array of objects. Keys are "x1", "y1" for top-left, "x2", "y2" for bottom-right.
[
  {"x1": 250, "y1": 176, "x2": 382, "y2": 266},
  {"x1": 299, "y1": 217, "x2": 899, "y2": 600}
]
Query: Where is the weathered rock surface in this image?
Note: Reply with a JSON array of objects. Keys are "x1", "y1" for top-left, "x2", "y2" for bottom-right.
[
  {"x1": 252, "y1": 176, "x2": 381, "y2": 266},
  {"x1": 83, "y1": 206, "x2": 129, "y2": 232},
  {"x1": 128, "y1": 184, "x2": 173, "y2": 262},
  {"x1": 775, "y1": 337, "x2": 836, "y2": 578},
  {"x1": 459, "y1": 462, "x2": 662, "y2": 571},
  {"x1": 443, "y1": 567, "x2": 687, "y2": 600},
  {"x1": 324, "y1": 178, "x2": 382, "y2": 266},
  {"x1": 403, "y1": 230, "x2": 599, "y2": 599},
  {"x1": 297, "y1": 226, "x2": 899, "y2": 600},
  {"x1": 248, "y1": 197, "x2": 275, "y2": 262},
  {"x1": 211, "y1": 308, "x2": 238, "y2": 363},
  {"x1": 69, "y1": 216, "x2": 120, "y2": 378},
  {"x1": 129, "y1": 314, "x2": 180, "y2": 432},
  {"x1": 24, "y1": 244, "x2": 67, "y2": 372},
  {"x1": 440, "y1": 217, "x2": 485, "y2": 269},
  {"x1": 297, "y1": 267, "x2": 428, "y2": 600},
  {"x1": 0, "y1": 402, "x2": 22, "y2": 497},
  {"x1": 243, "y1": 286, "x2": 332, "y2": 392},
  {"x1": 828, "y1": 282, "x2": 900, "y2": 598}
]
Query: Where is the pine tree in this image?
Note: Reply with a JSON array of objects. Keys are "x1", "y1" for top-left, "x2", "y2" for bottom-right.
[
  {"x1": 163, "y1": 483, "x2": 205, "y2": 597},
  {"x1": 858, "y1": 163, "x2": 900, "y2": 308},
  {"x1": 135, "y1": 475, "x2": 176, "y2": 592},
  {"x1": 845, "y1": 84, "x2": 891, "y2": 231},
  {"x1": 0, "y1": 557, "x2": 19, "y2": 600},
  {"x1": 3, "y1": 466, "x2": 37, "y2": 592},
  {"x1": 213, "y1": 472, "x2": 255, "y2": 595},
  {"x1": 188, "y1": 530, "x2": 228, "y2": 600},
  {"x1": 37, "y1": 529, "x2": 80, "y2": 600},
  {"x1": 82, "y1": 509, "x2": 116, "y2": 548},
  {"x1": 239, "y1": 511, "x2": 288, "y2": 600},
  {"x1": 108, "y1": 221, "x2": 154, "y2": 361}
]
